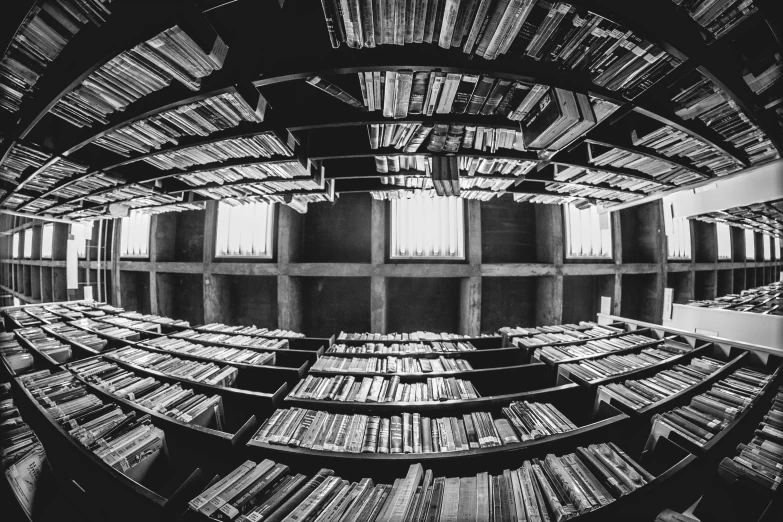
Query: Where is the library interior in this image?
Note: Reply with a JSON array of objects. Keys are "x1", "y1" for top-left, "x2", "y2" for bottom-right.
[{"x1": 1, "y1": 1, "x2": 783, "y2": 522}]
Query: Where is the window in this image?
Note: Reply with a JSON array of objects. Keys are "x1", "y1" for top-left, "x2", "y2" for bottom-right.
[
  {"x1": 23, "y1": 228, "x2": 33, "y2": 258},
  {"x1": 390, "y1": 195, "x2": 465, "y2": 260},
  {"x1": 215, "y1": 200, "x2": 275, "y2": 258},
  {"x1": 775, "y1": 237, "x2": 781, "y2": 260},
  {"x1": 745, "y1": 229, "x2": 755, "y2": 260},
  {"x1": 564, "y1": 203, "x2": 612, "y2": 258},
  {"x1": 120, "y1": 211, "x2": 151, "y2": 258},
  {"x1": 667, "y1": 217, "x2": 691, "y2": 260},
  {"x1": 12, "y1": 233, "x2": 19, "y2": 258},
  {"x1": 716, "y1": 223, "x2": 731, "y2": 260},
  {"x1": 763, "y1": 235, "x2": 771, "y2": 261},
  {"x1": 41, "y1": 224, "x2": 53, "y2": 259},
  {"x1": 70, "y1": 223, "x2": 87, "y2": 258}
]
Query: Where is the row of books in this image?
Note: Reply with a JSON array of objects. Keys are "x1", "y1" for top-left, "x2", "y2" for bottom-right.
[
  {"x1": 632, "y1": 124, "x2": 742, "y2": 177},
  {"x1": 5, "y1": 308, "x2": 46, "y2": 328},
  {"x1": 374, "y1": 155, "x2": 536, "y2": 179},
  {"x1": 171, "y1": 329, "x2": 289, "y2": 350},
  {"x1": 670, "y1": 71, "x2": 779, "y2": 166},
  {"x1": 193, "y1": 323, "x2": 305, "y2": 339},
  {"x1": 91, "y1": 91, "x2": 264, "y2": 156},
  {"x1": 320, "y1": 0, "x2": 679, "y2": 98},
  {"x1": 532, "y1": 334, "x2": 660, "y2": 363},
  {"x1": 252, "y1": 400, "x2": 576, "y2": 453},
  {"x1": 0, "y1": 0, "x2": 112, "y2": 114},
  {"x1": 559, "y1": 347, "x2": 687, "y2": 384},
  {"x1": 69, "y1": 358, "x2": 226, "y2": 429},
  {"x1": 337, "y1": 330, "x2": 476, "y2": 341},
  {"x1": 0, "y1": 331, "x2": 34, "y2": 375},
  {"x1": 141, "y1": 133, "x2": 292, "y2": 171},
  {"x1": 107, "y1": 347, "x2": 239, "y2": 388},
  {"x1": 69, "y1": 317, "x2": 142, "y2": 340},
  {"x1": 545, "y1": 180, "x2": 641, "y2": 202},
  {"x1": 326, "y1": 341, "x2": 476, "y2": 355},
  {"x1": 22, "y1": 157, "x2": 89, "y2": 194},
  {"x1": 598, "y1": 356, "x2": 728, "y2": 411},
  {"x1": 587, "y1": 144, "x2": 706, "y2": 187},
  {"x1": 513, "y1": 324, "x2": 628, "y2": 346},
  {"x1": 553, "y1": 163, "x2": 665, "y2": 196},
  {"x1": 43, "y1": 171, "x2": 122, "y2": 201},
  {"x1": 650, "y1": 366, "x2": 772, "y2": 447},
  {"x1": 188, "y1": 178, "x2": 328, "y2": 201},
  {"x1": 1, "y1": 383, "x2": 47, "y2": 520},
  {"x1": 500, "y1": 321, "x2": 621, "y2": 337},
  {"x1": 50, "y1": 25, "x2": 227, "y2": 127},
  {"x1": 44, "y1": 322, "x2": 109, "y2": 352},
  {"x1": 174, "y1": 161, "x2": 311, "y2": 188},
  {"x1": 98, "y1": 315, "x2": 162, "y2": 333},
  {"x1": 719, "y1": 385, "x2": 783, "y2": 492},
  {"x1": 119, "y1": 312, "x2": 190, "y2": 328},
  {"x1": 45, "y1": 304, "x2": 89, "y2": 321},
  {"x1": 288, "y1": 375, "x2": 480, "y2": 403},
  {"x1": 685, "y1": 282, "x2": 781, "y2": 316},
  {"x1": 19, "y1": 370, "x2": 166, "y2": 477},
  {"x1": 16, "y1": 326, "x2": 73, "y2": 363},
  {"x1": 140, "y1": 336, "x2": 277, "y2": 367},
  {"x1": 19, "y1": 306, "x2": 64, "y2": 324},
  {"x1": 0, "y1": 143, "x2": 51, "y2": 184},
  {"x1": 371, "y1": 186, "x2": 507, "y2": 202},
  {"x1": 310, "y1": 355, "x2": 474, "y2": 374},
  {"x1": 380, "y1": 174, "x2": 514, "y2": 195},
  {"x1": 674, "y1": 0, "x2": 759, "y2": 40},
  {"x1": 190, "y1": 447, "x2": 654, "y2": 522}
]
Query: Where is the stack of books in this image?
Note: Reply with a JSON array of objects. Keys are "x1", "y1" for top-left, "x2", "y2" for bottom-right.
[
  {"x1": 43, "y1": 172, "x2": 122, "y2": 201},
  {"x1": 19, "y1": 370, "x2": 166, "y2": 478},
  {"x1": 650, "y1": 366, "x2": 773, "y2": 447},
  {"x1": 22, "y1": 157, "x2": 89, "y2": 194},
  {"x1": 379, "y1": 175, "x2": 515, "y2": 199},
  {"x1": 545, "y1": 181, "x2": 642, "y2": 203},
  {"x1": 98, "y1": 315, "x2": 162, "y2": 333},
  {"x1": 20, "y1": 307, "x2": 63, "y2": 324},
  {"x1": 189, "y1": 449, "x2": 654, "y2": 521},
  {"x1": 5, "y1": 310, "x2": 46, "y2": 328},
  {"x1": 318, "y1": 2, "x2": 678, "y2": 98},
  {"x1": 106, "y1": 347, "x2": 239, "y2": 388},
  {"x1": 326, "y1": 342, "x2": 475, "y2": 354},
  {"x1": 671, "y1": 71, "x2": 779, "y2": 166},
  {"x1": 91, "y1": 92, "x2": 264, "y2": 156},
  {"x1": 374, "y1": 155, "x2": 535, "y2": 179},
  {"x1": 1, "y1": 382, "x2": 47, "y2": 520},
  {"x1": 512, "y1": 192, "x2": 602, "y2": 206},
  {"x1": 0, "y1": 143, "x2": 51, "y2": 184},
  {"x1": 719, "y1": 386, "x2": 783, "y2": 491},
  {"x1": 252, "y1": 401, "x2": 576, "y2": 453},
  {"x1": 674, "y1": 0, "x2": 760, "y2": 41},
  {"x1": 44, "y1": 323, "x2": 108, "y2": 351},
  {"x1": 194, "y1": 323, "x2": 305, "y2": 338},
  {"x1": 337, "y1": 331, "x2": 476, "y2": 341},
  {"x1": 119, "y1": 312, "x2": 190, "y2": 328},
  {"x1": 532, "y1": 334, "x2": 660, "y2": 363},
  {"x1": 16, "y1": 326, "x2": 72, "y2": 363},
  {"x1": 501, "y1": 322, "x2": 621, "y2": 338},
  {"x1": 69, "y1": 358, "x2": 226, "y2": 429},
  {"x1": 50, "y1": 25, "x2": 227, "y2": 127},
  {"x1": 141, "y1": 133, "x2": 292, "y2": 170},
  {"x1": 552, "y1": 163, "x2": 665, "y2": 195},
  {"x1": 559, "y1": 347, "x2": 687, "y2": 383},
  {"x1": 685, "y1": 282, "x2": 782, "y2": 316},
  {"x1": 598, "y1": 356, "x2": 728, "y2": 410},
  {"x1": 68, "y1": 318, "x2": 141, "y2": 341},
  {"x1": 171, "y1": 330, "x2": 288, "y2": 350},
  {"x1": 311, "y1": 355, "x2": 473, "y2": 374},
  {"x1": 588, "y1": 145, "x2": 703, "y2": 187},
  {"x1": 175, "y1": 161, "x2": 310, "y2": 187},
  {"x1": 0, "y1": 332, "x2": 35, "y2": 375},
  {"x1": 140, "y1": 337, "x2": 277, "y2": 367},
  {"x1": 0, "y1": 0, "x2": 113, "y2": 114},
  {"x1": 288, "y1": 375, "x2": 480, "y2": 403}
]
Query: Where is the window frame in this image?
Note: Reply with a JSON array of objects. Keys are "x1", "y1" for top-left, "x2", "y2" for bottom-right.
[
  {"x1": 388, "y1": 195, "x2": 467, "y2": 262},
  {"x1": 12, "y1": 232, "x2": 20, "y2": 259},
  {"x1": 41, "y1": 223, "x2": 54, "y2": 259},
  {"x1": 716, "y1": 223, "x2": 732, "y2": 261},
  {"x1": 214, "y1": 200, "x2": 277, "y2": 260},
  {"x1": 119, "y1": 211, "x2": 151, "y2": 259},
  {"x1": 563, "y1": 204, "x2": 613, "y2": 260},
  {"x1": 745, "y1": 229, "x2": 755, "y2": 261},
  {"x1": 763, "y1": 235, "x2": 771, "y2": 261},
  {"x1": 70, "y1": 223, "x2": 87, "y2": 259},
  {"x1": 23, "y1": 228, "x2": 33, "y2": 259},
  {"x1": 666, "y1": 217, "x2": 691, "y2": 261}
]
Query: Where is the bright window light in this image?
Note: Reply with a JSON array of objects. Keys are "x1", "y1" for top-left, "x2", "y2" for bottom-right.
[
  {"x1": 775, "y1": 237, "x2": 781, "y2": 260},
  {"x1": 745, "y1": 229, "x2": 755, "y2": 260},
  {"x1": 763, "y1": 235, "x2": 771, "y2": 261},
  {"x1": 390, "y1": 195, "x2": 465, "y2": 260},
  {"x1": 667, "y1": 217, "x2": 691, "y2": 260},
  {"x1": 215, "y1": 200, "x2": 275, "y2": 258},
  {"x1": 23, "y1": 228, "x2": 33, "y2": 258},
  {"x1": 12, "y1": 233, "x2": 19, "y2": 258},
  {"x1": 42, "y1": 224, "x2": 53, "y2": 259},
  {"x1": 565, "y1": 204, "x2": 612, "y2": 258},
  {"x1": 120, "y1": 211, "x2": 151, "y2": 258},
  {"x1": 716, "y1": 223, "x2": 731, "y2": 260},
  {"x1": 70, "y1": 223, "x2": 87, "y2": 258}
]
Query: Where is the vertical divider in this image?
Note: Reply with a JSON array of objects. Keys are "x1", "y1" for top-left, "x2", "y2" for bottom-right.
[{"x1": 370, "y1": 199, "x2": 387, "y2": 333}]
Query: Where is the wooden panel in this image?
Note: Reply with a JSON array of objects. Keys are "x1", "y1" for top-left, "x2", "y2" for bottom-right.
[
  {"x1": 732, "y1": 268, "x2": 745, "y2": 293},
  {"x1": 535, "y1": 204, "x2": 562, "y2": 265},
  {"x1": 155, "y1": 210, "x2": 205, "y2": 262},
  {"x1": 621, "y1": 273, "x2": 662, "y2": 323},
  {"x1": 157, "y1": 273, "x2": 204, "y2": 324},
  {"x1": 561, "y1": 275, "x2": 615, "y2": 324},
  {"x1": 300, "y1": 276, "x2": 371, "y2": 337},
  {"x1": 693, "y1": 221, "x2": 718, "y2": 264},
  {"x1": 216, "y1": 274, "x2": 277, "y2": 327},
  {"x1": 666, "y1": 271, "x2": 694, "y2": 304},
  {"x1": 480, "y1": 277, "x2": 538, "y2": 334},
  {"x1": 387, "y1": 277, "x2": 460, "y2": 333},
  {"x1": 41, "y1": 266, "x2": 53, "y2": 302},
  {"x1": 619, "y1": 201, "x2": 663, "y2": 264},
  {"x1": 122, "y1": 271, "x2": 151, "y2": 314},
  {"x1": 481, "y1": 199, "x2": 536, "y2": 263},
  {"x1": 459, "y1": 276, "x2": 481, "y2": 336},
  {"x1": 52, "y1": 267, "x2": 67, "y2": 301},
  {"x1": 717, "y1": 269, "x2": 733, "y2": 297},
  {"x1": 300, "y1": 193, "x2": 371, "y2": 263}
]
